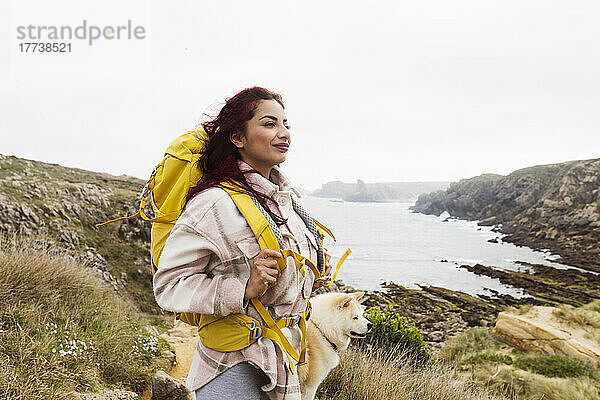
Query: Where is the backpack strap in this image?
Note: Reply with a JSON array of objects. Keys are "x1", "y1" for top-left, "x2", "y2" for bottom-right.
[
  {"x1": 314, "y1": 248, "x2": 351, "y2": 289},
  {"x1": 312, "y1": 217, "x2": 336, "y2": 241},
  {"x1": 221, "y1": 182, "x2": 289, "y2": 272}
]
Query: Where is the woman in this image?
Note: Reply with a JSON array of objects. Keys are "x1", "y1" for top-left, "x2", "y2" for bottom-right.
[{"x1": 153, "y1": 87, "x2": 332, "y2": 400}]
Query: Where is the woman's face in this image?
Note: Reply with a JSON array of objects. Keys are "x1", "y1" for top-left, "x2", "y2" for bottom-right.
[{"x1": 231, "y1": 99, "x2": 291, "y2": 177}]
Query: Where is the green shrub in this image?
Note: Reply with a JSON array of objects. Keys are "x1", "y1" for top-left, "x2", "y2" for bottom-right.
[
  {"x1": 364, "y1": 306, "x2": 431, "y2": 363},
  {"x1": 514, "y1": 354, "x2": 586, "y2": 378}
]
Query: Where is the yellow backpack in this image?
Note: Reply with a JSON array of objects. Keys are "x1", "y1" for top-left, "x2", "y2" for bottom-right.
[{"x1": 96, "y1": 126, "x2": 350, "y2": 373}]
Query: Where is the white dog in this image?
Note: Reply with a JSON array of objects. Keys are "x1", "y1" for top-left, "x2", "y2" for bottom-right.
[{"x1": 298, "y1": 292, "x2": 372, "y2": 400}]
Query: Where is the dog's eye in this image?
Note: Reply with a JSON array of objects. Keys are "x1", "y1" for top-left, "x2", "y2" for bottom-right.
[{"x1": 353, "y1": 317, "x2": 358, "y2": 320}]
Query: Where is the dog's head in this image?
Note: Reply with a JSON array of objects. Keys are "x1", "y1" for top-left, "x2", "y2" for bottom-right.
[{"x1": 332, "y1": 291, "x2": 372, "y2": 339}]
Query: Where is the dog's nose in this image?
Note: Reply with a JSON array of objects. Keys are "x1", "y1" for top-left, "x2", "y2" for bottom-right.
[{"x1": 367, "y1": 322, "x2": 373, "y2": 330}]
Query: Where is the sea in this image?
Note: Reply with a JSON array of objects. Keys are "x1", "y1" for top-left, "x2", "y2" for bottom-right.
[{"x1": 300, "y1": 195, "x2": 579, "y2": 299}]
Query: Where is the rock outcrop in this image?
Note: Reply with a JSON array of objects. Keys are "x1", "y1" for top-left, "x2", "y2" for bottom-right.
[
  {"x1": 492, "y1": 306, "x2": 600, "y2": 363},
  {"x1": 0, "y1": 154, "x2": 158, "y2": 313},
  {"x1": 460, "y1": 262, "x2": 600, "y2": 307},
  {"x1": 313, "y1": 180, "x2": 449, "y2": 202},
  {"x1": 151, "y1": 371, "x2": 193, "y2": 400}
]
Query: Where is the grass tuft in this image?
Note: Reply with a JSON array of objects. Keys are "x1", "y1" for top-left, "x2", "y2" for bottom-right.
[
  {"x1": 513, "y1": 354, "x2": 588, "y2": 378},
  {"x1": 438, "y1": 327, "x2": 496, "y2": 364},
  {"x1": 553, "y1": 304, "x2": 600, "y2": 330},
  {"x1": 317, "y1": 344, "x2": 507, "y2": 400}
]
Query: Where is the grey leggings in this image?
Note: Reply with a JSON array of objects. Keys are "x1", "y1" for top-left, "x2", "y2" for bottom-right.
[{"x1": 194, "y1": 362, "x2": 269, "y2": 400}]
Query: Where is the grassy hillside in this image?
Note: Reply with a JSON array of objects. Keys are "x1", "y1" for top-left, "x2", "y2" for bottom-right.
[
  {"x1": 0, "y1": 236, "x2": 171, "y2": 399},
  {"x1": 0, "y1": 154, "x2": 159, "y2": 315}
]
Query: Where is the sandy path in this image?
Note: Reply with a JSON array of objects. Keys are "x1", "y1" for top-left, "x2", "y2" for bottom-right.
[{"x1": 142, "y1": 321, "x2": 199, "y2": 399}]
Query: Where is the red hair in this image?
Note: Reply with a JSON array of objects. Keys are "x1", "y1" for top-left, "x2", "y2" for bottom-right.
[{"x1": 186, "y1": 86, "x2": 286, "y2": 225}]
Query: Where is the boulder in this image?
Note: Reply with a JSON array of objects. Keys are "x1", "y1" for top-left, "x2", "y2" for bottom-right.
[
  {"x1": 152, "y1": 370, "x2": 193, "y2": 400},
  {"x1": 492, "y1": 306, "x2": 600, "y2": 363}
]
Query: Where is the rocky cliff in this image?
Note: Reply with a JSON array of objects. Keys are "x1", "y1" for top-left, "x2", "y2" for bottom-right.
[
  {"x1": 313, "y1": 179, "x2": 450, "y2": 202},
  {"x1": 410, "y1": 158, "x2": 600, "y2": 273},
  {"x1": 0, "y1": 154, "x2": 158, "y2": 313}
]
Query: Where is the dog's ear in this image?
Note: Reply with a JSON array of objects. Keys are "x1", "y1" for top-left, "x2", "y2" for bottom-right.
[
  {"x1": 351, "y1": 291, "x2": 365, "y2": 302},
  {"x1": 339, "y1": 295, "x2": 353, "y2": 309}
]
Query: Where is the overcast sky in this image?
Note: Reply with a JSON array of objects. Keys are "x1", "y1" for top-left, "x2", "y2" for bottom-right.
[{"x1": 2, "y1": 0, "x2": 600, "y2": 190}]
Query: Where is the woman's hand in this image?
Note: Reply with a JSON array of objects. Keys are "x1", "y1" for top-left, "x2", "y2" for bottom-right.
[{"x1": 244, "y1": 249, "x2": 282, "y2": 300}]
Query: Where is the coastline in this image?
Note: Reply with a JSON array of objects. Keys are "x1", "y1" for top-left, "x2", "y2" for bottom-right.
[{"x1": 309, "y1": 186, "x2": 600, "y2": 353}]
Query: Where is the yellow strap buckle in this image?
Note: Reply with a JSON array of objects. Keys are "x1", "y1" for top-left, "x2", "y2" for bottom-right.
[{"x1": 246, "y1": 320, "x2": 263, "y2": 341}]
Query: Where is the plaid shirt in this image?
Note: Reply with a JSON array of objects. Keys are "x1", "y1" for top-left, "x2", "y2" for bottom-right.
[{"x1": 153, "y1": 161, "x2": 319, "y2": 399}]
